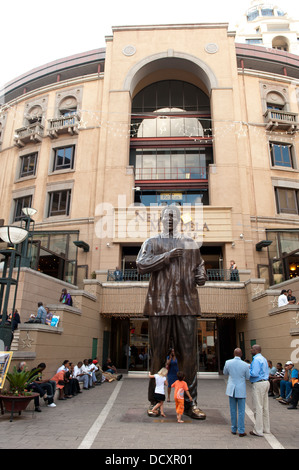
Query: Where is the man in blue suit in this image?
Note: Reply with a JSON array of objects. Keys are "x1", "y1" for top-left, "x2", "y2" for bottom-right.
[{"x1": 223, "y1": 348, "x2": 250, "y2": 437}]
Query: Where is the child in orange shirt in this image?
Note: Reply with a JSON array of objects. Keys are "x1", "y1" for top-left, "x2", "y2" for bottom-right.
[{"x1": 171, "y1": 371, "x2": 193, "y2": 423}]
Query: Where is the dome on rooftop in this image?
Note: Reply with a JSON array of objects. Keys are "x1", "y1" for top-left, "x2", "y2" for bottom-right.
[{"x1": 246, "y1": 3, "x2": 286, "y2": 21}]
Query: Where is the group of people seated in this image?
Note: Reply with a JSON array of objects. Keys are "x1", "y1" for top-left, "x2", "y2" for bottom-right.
[
  {"x1": 18, "y1": 357, "x2": 122, "y2": 413},
  {"x1": 268, "y1": 359, "x2": 299, "y2": 410}
]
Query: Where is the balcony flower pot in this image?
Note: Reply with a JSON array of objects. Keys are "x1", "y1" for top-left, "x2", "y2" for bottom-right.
[{"x1": 0, "y1": 366, "x2": 39, "y2": 421}]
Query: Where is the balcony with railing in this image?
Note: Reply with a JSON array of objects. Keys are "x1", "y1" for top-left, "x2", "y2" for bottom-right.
[
  {"x1": 47, "y1": 113, "x2": 81, "y2": 138},
  {"x1": 107, "y1": 268, "x2": 239, "y2": 282},
  {"x1": 14, "y1": 122, "x2": 44, "y2": 147},
  {"x1": 264, "y1": 109, "x2": 298, "y2": 132}
]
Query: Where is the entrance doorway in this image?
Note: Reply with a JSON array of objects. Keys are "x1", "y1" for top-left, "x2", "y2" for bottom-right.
[
  {"x1": 110, "y1": 317, "x2": 236, "y2": 373},
  {"x1": 129, "y1": 319, "x2": 149, "y2": 371},
  {"x1": 197, "y1": 319, "x2": 218, "y2": 372},
  {"x1": 217, "y1": 318, "x2": 236, "y2": 370}
]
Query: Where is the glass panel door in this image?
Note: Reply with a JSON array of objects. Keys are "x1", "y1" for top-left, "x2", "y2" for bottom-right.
[
  {"x1": 129, "y1": 319, "x2": 149, "y2": 371},
  {"x1": 197, "y1": 319, "x2": 218, "y2": 372}
]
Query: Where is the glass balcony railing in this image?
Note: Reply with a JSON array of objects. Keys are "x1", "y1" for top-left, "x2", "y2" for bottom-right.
[
  {"x1": 135, "y1": 166, "x2": 207, "y2": 180},
  {"x1": 107, "y1": 269, "x2": 239, "y2": 282}
]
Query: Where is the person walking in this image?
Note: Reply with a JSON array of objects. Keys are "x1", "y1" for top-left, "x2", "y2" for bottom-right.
[
  {"x1": 249, "y1": 344, "x2": 270, "y2": 437},
  {"x1": 148, "y1": 367, "x2": 168, "y2": 417},
  {"x1": 171, "y1": 371, "x2": 193, "y2": 423},
  {"x1": 223, "y1": 348, "x2": 250, "y2": 437}
]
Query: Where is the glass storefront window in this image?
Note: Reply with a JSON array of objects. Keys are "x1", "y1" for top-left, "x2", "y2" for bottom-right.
[
  {"x1": 65, "y1": 260, "x2": 76, "y2": 284},
  {"x1": 280, "y1": 232, "x2": 299, "y2": 254},
  {"x1": 266, "y1": 231, "x2": 279, "y2": 259},
  {"x1": 49, "y1": 233, "x2": 68, "y2": 256},
  {"x1": 109, "y1": 312, "x2": 243, "y2": 373},
  {"x1": 29, "y1": 231, "x2": 79, "y2": 283},
  {"x1": 272, "y1": 259, "x2": 284, "y2": 284}
]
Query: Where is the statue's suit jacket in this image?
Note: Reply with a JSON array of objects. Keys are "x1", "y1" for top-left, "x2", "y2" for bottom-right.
[
  {"x1": 223, "y1": 356, "x2": 250, "y2": 398},
  {"x1": 136, "y1": 233, "x2": 206, "y2": 317}
]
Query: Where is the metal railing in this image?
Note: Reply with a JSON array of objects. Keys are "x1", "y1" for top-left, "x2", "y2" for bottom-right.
[
  {"x1": 264, "y1": 109, "x2": 298, "y2": 124},
  {"x1": 14, "y1": 123, "x2": 44, "y2": 140},
  {"x1": 107, "y1": 269, "x2": 150, "y2": 282},
  {"x1": 107, "y1": 268, "x2": 239, "y2": 282},
  {"x1": 206, "y1": 269, "x2": 239, "y2": 282},
  {"x1": 48, "y1": 113, "x2": 81, "y2": 131}
]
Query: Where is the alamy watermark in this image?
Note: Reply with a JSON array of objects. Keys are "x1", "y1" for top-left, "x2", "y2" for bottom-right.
[{"x1": 95, "y1": 197, "x2": 204, "y2": 246}]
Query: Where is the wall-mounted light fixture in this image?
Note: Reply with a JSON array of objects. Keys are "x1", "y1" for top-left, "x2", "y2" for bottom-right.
[
  {"x1": 73, "y1": 240, "x2": 90, "y2": 252},
  {"x1": 255, "y1": 240, "x2": 272, "y2": 251}
]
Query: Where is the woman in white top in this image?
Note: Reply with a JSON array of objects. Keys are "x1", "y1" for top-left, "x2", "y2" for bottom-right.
[
  {"x1": 278, "y1": 289, "x2": 289, "y2": 307},
  {"x1": 148, "y1": 367, "x2": 168, "y2": 417}
]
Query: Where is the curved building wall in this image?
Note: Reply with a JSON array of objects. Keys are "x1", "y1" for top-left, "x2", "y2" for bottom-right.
[{"x1": 0, "y1": 22, "x2": 298, "y2": 284}]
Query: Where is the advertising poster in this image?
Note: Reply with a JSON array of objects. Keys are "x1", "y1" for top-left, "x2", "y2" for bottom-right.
[{"x1": 0, "y1": 352, "x2": 13, "y2": 390}]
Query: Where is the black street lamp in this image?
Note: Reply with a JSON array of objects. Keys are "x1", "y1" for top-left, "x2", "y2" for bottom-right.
[
  {"x1": 0, "y1": 226, "x2": 28, "y2": 350},
  {"x1": 20, "y1": 207, "x2": 37, "y2": 267}
]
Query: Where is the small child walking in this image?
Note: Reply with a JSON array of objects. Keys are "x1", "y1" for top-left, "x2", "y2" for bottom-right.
[
  {"x1": 148, "y1": 367, "x2": 168, "y2": 417},
  {"x1": 171, "y1": 371, "x2": 193, "y2": 423}
]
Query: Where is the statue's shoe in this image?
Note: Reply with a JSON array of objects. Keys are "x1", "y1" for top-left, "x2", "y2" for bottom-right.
[{"x1": 184, "y1": 405, "x2": 206, "y2": 420}]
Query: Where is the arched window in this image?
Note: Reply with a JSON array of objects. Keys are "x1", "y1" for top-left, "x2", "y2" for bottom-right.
[
  {"x1": 58, "y1": 96, "x2": 78, "y2": 117},
  {"x1": 131, "y1": 80, "x2": 210, "y2": 138},
  {"x1": 266, "y1": 91, "x2": 286, "y2": 111},
  {"x1": 25, "y1": 105, "x2": 43, "y2": 125},
  {"x1": 130, "y1": 80, "x2": 212, "y2": 206},
  {"x1": 272, "y1": 36, "x2": 289, "y2": 52}
]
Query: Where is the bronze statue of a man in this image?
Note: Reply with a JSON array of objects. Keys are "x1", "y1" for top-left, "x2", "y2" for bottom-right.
[{"x1": 136, "y1": 204, "x2": 207, "y2": 419}]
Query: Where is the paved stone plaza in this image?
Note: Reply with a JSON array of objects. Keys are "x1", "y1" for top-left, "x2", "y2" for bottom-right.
[{"x1": 0, "y1": 376, "x2": 297, "y2": 451}]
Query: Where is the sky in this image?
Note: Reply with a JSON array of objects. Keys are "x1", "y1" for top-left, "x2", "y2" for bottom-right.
[{"x1": 0, "y1": 0, "x2": 298, "y2": 89}]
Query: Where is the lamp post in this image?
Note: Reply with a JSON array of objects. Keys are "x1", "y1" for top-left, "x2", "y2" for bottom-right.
[
  {"x1": 20, "y1": 207, "x2": 37, "y2": 267},
  {"x1": 0, "y1": 226, "x2": 28, "y2": 350}
]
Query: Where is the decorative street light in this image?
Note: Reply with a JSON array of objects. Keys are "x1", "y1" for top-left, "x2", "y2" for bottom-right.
[
  {"x1": 0, "y1": 225, "x2": 29, "y2": 350},
  {"x1": 20, "y1": 207, "x2": 37, "y2": 267}
]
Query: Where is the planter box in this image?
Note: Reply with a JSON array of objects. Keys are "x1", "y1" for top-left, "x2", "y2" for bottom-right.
[{"x1": 0, "y1": 393, "x2": 39, "y2": 421}]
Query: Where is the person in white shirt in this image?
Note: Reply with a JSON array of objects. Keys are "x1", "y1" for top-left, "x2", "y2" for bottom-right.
[
  {"x1": 278, "y1": 290, "x2": 289, "y2": 307},
  {"x1": 87, "y1": 359, "x2": 97, "y2": 387},
  {"x1": 73, "y1": 361, "x2": 90, "y2": 389},
  {"x1": 57, "y1": 360, "x2": 70, "y2": 373},
  {"x1": 81, "y1": 359, "x2": 93, "y2": 388},
  {"x1": 148, "y1": 367, "x2": 168, "y2": 417}
]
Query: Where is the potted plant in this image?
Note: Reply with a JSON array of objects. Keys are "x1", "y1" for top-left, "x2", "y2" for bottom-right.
[{"x1": 0, "y1": 367, "x2": 39, "y2": 421}]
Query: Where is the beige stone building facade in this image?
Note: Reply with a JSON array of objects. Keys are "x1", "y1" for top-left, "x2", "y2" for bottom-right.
[{"x1": 0, "y1": 2, "x2": 299, "y2": 377}]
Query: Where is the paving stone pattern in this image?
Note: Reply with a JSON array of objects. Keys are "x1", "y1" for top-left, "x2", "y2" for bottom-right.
[{"x1": 0, "y1": 377, "x2": 298, "y2": 450}]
